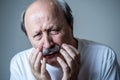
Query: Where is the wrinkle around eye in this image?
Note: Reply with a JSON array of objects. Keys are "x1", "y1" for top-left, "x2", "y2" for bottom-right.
[
  {"x1": 49, "y1": 26, "x2": 62, "y2": 35},
  {"x1": 33, "y1": 31, "x2": 42, "y2": 38},
  {"x1": 50, "y1": 31, "x2": 59, "y2": 35},
  {"x1": 33, "y1": 34, "x2": 42, "y2": 40},
  {"x1": 34, "y1": 36, "x2": 42, "y2": 41}
]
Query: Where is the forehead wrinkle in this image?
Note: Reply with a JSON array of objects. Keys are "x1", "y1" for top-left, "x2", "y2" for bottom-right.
[{"x1": 31, "y1": 14, "x2": 55, "y2": 30}]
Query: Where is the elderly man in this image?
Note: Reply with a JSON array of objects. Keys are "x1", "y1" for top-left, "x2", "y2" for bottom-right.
[{"x1": 10, "y1": 0, "x2": 120, "y2": 80}]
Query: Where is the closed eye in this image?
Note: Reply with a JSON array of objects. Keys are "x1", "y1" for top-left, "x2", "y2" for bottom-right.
[
  {"x1": 49, "y1": 28, "x2": 61, "y2": 35},
  {"x1": 33, "y1": 32, "x2": 42, "y2": 40}
]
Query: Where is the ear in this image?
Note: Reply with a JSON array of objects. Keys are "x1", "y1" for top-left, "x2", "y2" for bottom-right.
[{"x1": 20, "y1": 11, "x2": 28, "y2": 36}]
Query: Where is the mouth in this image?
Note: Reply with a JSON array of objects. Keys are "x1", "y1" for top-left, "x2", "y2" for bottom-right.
[{"x1": 44, "y1": 51, "x2": 60, "y2": 58}]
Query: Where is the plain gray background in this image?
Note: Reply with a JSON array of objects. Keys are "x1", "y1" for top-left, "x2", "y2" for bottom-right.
[{"x1": 0, "y1": 0, "x2": 120, "y2": 80}]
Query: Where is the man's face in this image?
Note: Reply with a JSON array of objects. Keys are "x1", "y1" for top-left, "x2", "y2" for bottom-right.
[{"x1": 25, "y1": 2, "x2": 74, "y2": 66}]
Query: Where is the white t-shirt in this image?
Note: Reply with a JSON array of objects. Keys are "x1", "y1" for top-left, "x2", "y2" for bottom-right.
[{"x1": 10, "y1": 39, "x2": 120, "y2": 80}]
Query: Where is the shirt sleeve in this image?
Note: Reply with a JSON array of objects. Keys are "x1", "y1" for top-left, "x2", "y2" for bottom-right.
[{"x1": 101, "y1": 48, "x2": 120, "y2": 80}]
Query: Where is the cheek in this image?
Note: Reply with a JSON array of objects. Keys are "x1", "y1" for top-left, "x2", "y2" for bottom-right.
[
  {"x1": 52, "y1": 36, "x2": 63, "y2": 45},
  {"x1": 31, "y1": 40, "x2": 44, "y2": 51},
  {"x1": 52, "y1": 33, "x2": 71, "y2": 45},
  {"x1": 28, "y1": 36, "x2": 42, "y2": 49},
  {"x1": 29, "y1": 38, "x2": 38, "y2": 48}
]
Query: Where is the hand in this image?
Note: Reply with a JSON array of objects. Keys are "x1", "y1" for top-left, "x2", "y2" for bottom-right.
[
  {"x1": 57, "y1": 44, "x2": 81, "y2": 80},
  {"x1": 29, "y1": 48, "x2": 51, "y2": 80}
]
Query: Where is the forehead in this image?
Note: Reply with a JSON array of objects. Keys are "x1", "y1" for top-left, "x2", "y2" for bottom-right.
[
  {"x1": 28, "y1": 7, "x2": 59, "y2": 25},
  {"x1": 25, "y1": 0, "x2": 65, "y2": 27}
]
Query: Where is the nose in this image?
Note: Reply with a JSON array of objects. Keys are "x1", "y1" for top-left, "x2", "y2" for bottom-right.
[{"x1": 43, "y1": 32, "x2": 53, "y2": 49}]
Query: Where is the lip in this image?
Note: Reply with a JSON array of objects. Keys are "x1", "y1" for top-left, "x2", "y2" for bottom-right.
[{"x1": 44, "y1": 51, "x2": 60, "y2": 58}]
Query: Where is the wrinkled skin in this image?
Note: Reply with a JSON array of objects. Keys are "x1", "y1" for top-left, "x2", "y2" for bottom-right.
[{"x1": 25, "y1": 0, "x2": 81, "y2": 80}]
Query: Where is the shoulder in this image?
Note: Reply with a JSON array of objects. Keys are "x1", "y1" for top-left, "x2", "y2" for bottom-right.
[
  {"x1": 77, "y1": 38, "x2": 114, "y2": 52},
  {"x1": 77, "y1": 38, "x2": 117, "y2": 61},
  {"x1": 77, "y1": 38, "x2": 120, "y2": 79},
  {"x1": 10, "y1": 48, "x2": 35, "y2": 79},
  {"x1": 10, "y1": 48, "x2": 33, "y2": 65}
]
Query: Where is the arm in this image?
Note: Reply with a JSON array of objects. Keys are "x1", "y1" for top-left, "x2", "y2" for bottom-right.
[{"x1": 101, "y1": 48, "x2": 120, "y2": 80}]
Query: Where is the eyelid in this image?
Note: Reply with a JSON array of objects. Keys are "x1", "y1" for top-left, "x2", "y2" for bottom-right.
[
  {"x1": 33, "y1": 34, "x2": 37, "y2": 38},
  {"x1": 48, "y1": 28, "x2": 59, "y2": 34},
  {"x1": 51, "y1": 26, "x2": 61, "y2": 31},
  {"x1": 33, "y1": 32, "x2": 42, "y2": 38}
]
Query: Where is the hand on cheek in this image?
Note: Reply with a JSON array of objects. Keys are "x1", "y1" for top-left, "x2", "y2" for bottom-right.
[
  {"x1": 29, "y1": 48, "x2": 51, "y2": 80},
  {"x1": 57, "y1": 44, "x2": 81, "y2": 80}
]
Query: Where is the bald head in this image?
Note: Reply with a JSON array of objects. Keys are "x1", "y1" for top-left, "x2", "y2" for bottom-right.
[
  {"x1": 25, "y1": 0, "x2": 61, "y2": 17},
  {"x1": 25, "y1": 0, "x2": 62, "y2": 26},
  {"x1": 21, "y1": 0, "x2": 73, "y2": 35}
]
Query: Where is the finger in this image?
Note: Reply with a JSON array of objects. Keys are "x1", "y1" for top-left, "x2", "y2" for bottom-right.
[
  {"x1": 62, "y1": 44, "x2": 79, "y2": 59},
  {"x1": 68, "y1": 45, "x2": 81, "y2": 67},
  {"x1": 69, "y1": 44, "x2": 80, "y2": 55},
  {"x1": 29, "y1": 48, "x2": 35, "y2": 67},
  {"x1": 61, "y1": 44, "x2": 81, "y2": 73},
  {"x1": 34, "y1": 52, "x2": 42, "y2": 73},
  {"x1": 30, "y1": 48, "x2": 39, "y2": 69},
  {"x1": 57, "y1": 57, "x2": 70, "y2": 76},
  {"x1": 41, "y1": 58, "x2": 46, "y2": 75},
  {"x1": 60, "y1": 49, "x2": 73, "y2": 68},
  {"x1": 29, "y1": 48, "x2": 35, "y2": 61}
]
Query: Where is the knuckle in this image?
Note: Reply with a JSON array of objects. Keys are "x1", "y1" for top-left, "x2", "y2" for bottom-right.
[
  {"x1": 34, "y1": 64, "x2": 37, "y2": 69},
  {"x1": 72, "y1": 55, "x2": 76, "y2": 59},
  {"x1": 31, "y1": 61, "x2": 35, "y2": 68},
  {"x1": 64, "y1": 65, "x2": 70, "y2": 73},
  {"x1": 68, "y1": 58, "x2": 73, "y2": 63},
  {"x1": 34, "y1": 64, "x2": 38, "y2": 70},
  {"x1": 29, "y1": 59, "x2": 34, "y2": 68}
]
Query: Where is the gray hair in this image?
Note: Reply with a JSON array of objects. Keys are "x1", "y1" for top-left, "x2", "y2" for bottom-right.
[{"x1": 21, "y1": 0, "x2": 73, "y2": 35}]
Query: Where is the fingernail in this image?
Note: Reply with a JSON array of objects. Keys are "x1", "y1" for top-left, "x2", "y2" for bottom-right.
[
  {"x1": 57, "y1": 57, "x2": 61, "y2": 62},
  {"x1": 36, "y1": 48, "x2": 40, "y2": 51},
  {"x1": 62, "y1": 43, "x2": 67, "y2": 47},
  {"x1": 60, "y1": 49, "x2": 64, "y2": 53}
]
